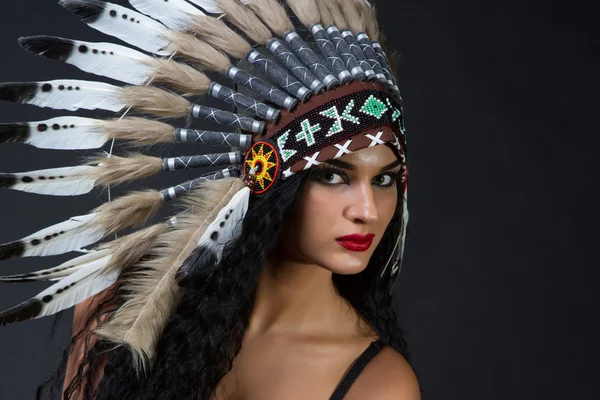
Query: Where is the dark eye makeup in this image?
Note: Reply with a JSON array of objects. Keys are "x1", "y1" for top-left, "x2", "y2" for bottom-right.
[{"x1": 309, "y1": 164, "x2": 404, "y2": 188}]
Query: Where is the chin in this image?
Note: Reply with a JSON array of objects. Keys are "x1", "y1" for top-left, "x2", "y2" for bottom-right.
[{"x1": 322, "y1": 253, "x2": 373, "y2": 275}]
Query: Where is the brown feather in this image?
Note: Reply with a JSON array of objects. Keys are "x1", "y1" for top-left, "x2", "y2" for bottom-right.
[
  {"x1": 150, "y1": 59, "x2": 211, "y2": 97},
  {"x1": 103, "y1": 117, "x2": 175, "y2": 146},
  {"x1": 360, "y1": 1, "x2": 381, "y2": 40},
  {"x1": 100, "y1": 223, "x2": 168, "y2": 276},
  {"x1": 91, "y1": 190, "x2": 165, "y2": 238},
  {"x1": 245, "y1": 0, "x2": 294, "y2": 37},
  {"x1": 319, "y1": 0, "x2": 348, "y2": 29},
  {"x1": 382, "y1": 40, "x2": 401, "y2": 82},
  {"x1": 286, "y1": 0, "x2": 321, "y2": 28},
  {"x1": 166, "y1": 31, "x2": 232, "y2": 73},
  {"x1": 120, "y1": 86, "x2": 191, "y2": 119},
  {"x1": 314, "y1": 0, "x2": 334, "y2": 27},
  {"x1": 95, "y1": 178, "x2": 246, "y2": 371},
  {"x1": 86, "y1": 153, "x2": 163, "y2": 187},
  {"x1": 217, "y1": 0, "x2": 273, "y2": 44},
  {"x1": 188, "y1": 17, "x2": 251, "y2": 59},
  {"x1": 336, "y1": 0, "x2": 365, "y2": 33}
]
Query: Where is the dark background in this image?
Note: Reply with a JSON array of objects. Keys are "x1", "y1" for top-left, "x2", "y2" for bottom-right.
[{"x1": 0, "y1": 0, "x2": 597, "y2": 398}]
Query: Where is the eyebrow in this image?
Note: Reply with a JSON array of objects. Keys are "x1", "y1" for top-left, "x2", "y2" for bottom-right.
[{"x1": 324, "y1": 158, "x2": 403, "y2": 172}]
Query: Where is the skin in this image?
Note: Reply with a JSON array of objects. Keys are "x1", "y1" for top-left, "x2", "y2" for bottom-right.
[
  {"x1": 215, "y1": 143, "x2": 420, "y2": 399},
  {"x1": 64, "y1": 142, "x2": 420, "y2": 399}
]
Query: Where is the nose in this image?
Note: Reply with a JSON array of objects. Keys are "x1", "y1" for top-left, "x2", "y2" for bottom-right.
[{"x1": 345, "y1": 182, "x2": 379, "y2": 224}]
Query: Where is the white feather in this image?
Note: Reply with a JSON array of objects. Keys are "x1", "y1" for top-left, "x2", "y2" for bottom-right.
[
  {"x1": 0, "y1": 80, "x2": 125, "y2": 112},
  {"x1": 46, "y1": 258, "x2": 118, "y2": 319},
  {"x1": 197, "y1": 186, "x2": 249, "y2": 249},
  {"x1": 186, "y1": 0, "x2": 222, "y2": 14},
  {"x1": 17, "y1": 116, "x2": 107, "y2": 150},
  {"x1": 61, "y1": 39, "x2": 155, "y2": 85},
  {"x1": 178, "y1": 186, "x2": 249, "y2": 281},
  {"x1": 129, "y1": 0, "x2": 205, "y2": 30},
  {"x1": 6, "y1": 254, "x2": 117, "y2": 322},
  {"x1": 24, "y1": 37, "x2": 155, "y2": 86},
  {"x1": 61, "y1": 0, "x2": 172, "y2": 55},
  {"x1": 16, "y1": 213, "x2": 103, "y2": 258},
  {"x1": 3, "y1": 165, "x2": 97, "y2": 196},
  {"x1": 0, "y1": 249, "x2": 111, "y2": 282}
]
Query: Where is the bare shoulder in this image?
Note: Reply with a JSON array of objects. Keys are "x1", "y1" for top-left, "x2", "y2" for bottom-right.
[{"x1": 346, "y1": 346, "x2": 420, "y2": 400}]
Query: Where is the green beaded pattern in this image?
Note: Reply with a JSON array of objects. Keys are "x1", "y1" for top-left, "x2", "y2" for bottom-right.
[
  {"x1": 277, "y1": 130, "x2": 297, "y2": 162},
  {"x1": 360, "y1": 95, "x2": 389, "y2": 119},
  {"x1": 319, "y1": 99, "x2": 361, "y2": 136},
  {"x1": 295, "y1": 119, "x2": 321, "y2": 147}
]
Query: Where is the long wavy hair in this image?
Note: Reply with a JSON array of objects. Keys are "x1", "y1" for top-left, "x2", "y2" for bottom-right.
[{"x1": 40, "y1": 162, "x2": 411, "y2": 400}]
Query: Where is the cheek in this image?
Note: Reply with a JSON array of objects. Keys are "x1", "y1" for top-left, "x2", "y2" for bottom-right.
[
  {"x1": 379, "y1": 190, "x2": 398, "y2": 223},
  {"x1": 281, "y1": 183, "x2": 340, "y2": 259},
  {"x1": 293, "y1": 184, "x2": 338, "y2": 241}
]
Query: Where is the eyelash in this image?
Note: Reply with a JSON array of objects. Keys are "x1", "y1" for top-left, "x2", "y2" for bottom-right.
[{"x1": 311, "y1": 166, "x2": 403, "y2": 188}]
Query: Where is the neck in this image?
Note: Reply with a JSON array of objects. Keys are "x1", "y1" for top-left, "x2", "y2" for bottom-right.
[{"x1": 247, "y1": 257, "x2": 357, "y2": 338}]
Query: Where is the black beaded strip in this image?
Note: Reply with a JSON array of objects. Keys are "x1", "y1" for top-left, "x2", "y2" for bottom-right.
[{"x1": 265, "y1": 89, "x2": 405, "y2": 174}]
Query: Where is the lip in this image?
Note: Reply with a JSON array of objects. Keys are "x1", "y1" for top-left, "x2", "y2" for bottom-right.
[{"x1": 336, "y1": 233, "x2": 375, "y2": 252}]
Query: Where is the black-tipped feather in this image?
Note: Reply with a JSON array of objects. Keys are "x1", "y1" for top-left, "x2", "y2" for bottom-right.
[
  {"x1": 0, "y1": 175, "x2": 17, "y2": 189},
  {"x1": 0, "y1": 82, "x2": 39, "y2": 104},
  {"x1": 176, "y1": 245, "x2": 218, "y2": 287},
  {"x1": 0, "y1": 80, "x2": 124, "y2": 112},
  {"x1": 59, "y1": 0, "x2": 105, "y2": 23},
  {"x1": 19, "y1": 36, "x2": 76, "y2": 62},
  {"x1": 0, "y1": 241, "x2": 26, "y2": 261},
  {"x1": 0, "y1": 213, "x2": 102, "y2": 261},
  {"x1": 0, "y1": 249, "x2": 111, "y2": 282},
  {"x1": 0, "y1": 123, "x2": 30, "y2": 144},
  {"x1": 0, "y1": 299, "x2": 42, "y2": 326},
  {"x1": 1, "y1": 274, "x2": 55, "y2": 283},
  {"x1": 0, "y1": 253, "x2": 117, "y2": 326}
]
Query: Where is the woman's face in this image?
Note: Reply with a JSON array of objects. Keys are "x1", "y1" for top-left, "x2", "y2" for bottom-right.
[{"x1": 280, "y1": 141, "x2": 402, "y2": 275}]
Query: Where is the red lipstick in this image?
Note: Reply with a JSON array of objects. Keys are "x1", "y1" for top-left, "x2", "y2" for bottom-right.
[{"x1": 336, "y1": 233, "x2": 375, "y2": 252}]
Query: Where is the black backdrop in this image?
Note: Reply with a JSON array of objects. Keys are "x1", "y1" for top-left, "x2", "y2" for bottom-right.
[{"x1": 0, "y1": 0, "x2": 597, "y2": 399}]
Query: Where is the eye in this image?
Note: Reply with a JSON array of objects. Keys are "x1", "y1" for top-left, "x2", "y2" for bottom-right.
[
  {"x1": 311, "y1": 167, "x2": 348, "y2": 185},
  {"x1": 320, "y1": 171, "x2": 346, "y2": 184},
  {"x1": 373, "y1": 171, "x2": 403, "y2": 188},
  {"x1": 374, "y1": 174, "x2": 393, "y2": 186}
]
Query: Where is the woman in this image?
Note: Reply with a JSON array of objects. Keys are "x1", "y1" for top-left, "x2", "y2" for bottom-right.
[{"x1": 0, "y1": 0, "x2": 419, "y2": 398}]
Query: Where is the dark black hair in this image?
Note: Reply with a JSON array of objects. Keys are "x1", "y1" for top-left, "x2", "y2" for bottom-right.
[{"x1": 42, "y1": 167, "x2": 411, "y2": 400}]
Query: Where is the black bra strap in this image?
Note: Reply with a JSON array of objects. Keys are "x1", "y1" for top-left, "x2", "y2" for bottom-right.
[{"x1": 329, "y1": 338, "x2": 386, "y2": 399}]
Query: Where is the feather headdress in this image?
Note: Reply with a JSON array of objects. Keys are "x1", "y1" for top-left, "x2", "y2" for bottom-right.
[{"x1": 0, "y1": 0, "x2": 409, "y2": 370}]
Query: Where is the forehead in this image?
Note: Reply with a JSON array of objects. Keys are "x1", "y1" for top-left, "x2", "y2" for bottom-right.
[{"x1": 336, "y1": 144, "x2": 400, "y2": 168}]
